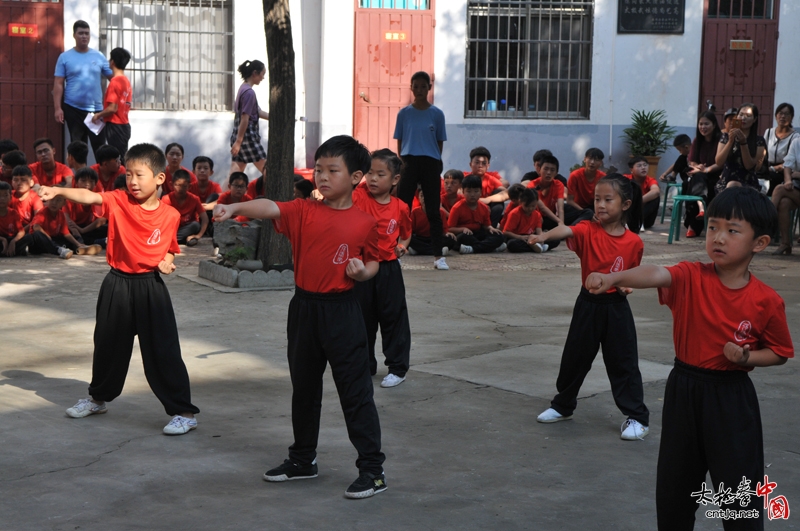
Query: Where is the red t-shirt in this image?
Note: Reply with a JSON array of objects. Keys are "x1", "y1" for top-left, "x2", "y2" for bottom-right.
[
  {"x1": 190, "y1": 180, "x2": 222, "y2": 203},
  {"x1": 161, "y1": 192, "x2": 204, "y2": 226},
  {"x1": 352, "y1": 183, "x2": 411, "y2": 262},
  {"x1": 658, "y1": 262, "x2": 794, "y2": 371},
  {"x1": 447, "y1": 199, "x2": 491, "y2": 232},
  {"x1": 31, "y1": 207, "x2": 70, "y2": 237},
  {"x1": 68, "y1": 200, "x2": 102, "y2": 227},
  {"x1": 567, "y1": 220, "x2": 643, "y2": 291},
  {"x1": 504, "y1": 207, "x2": 542, "y2": 235},
  {"x1": 274, "y1": 198, "x2": 379, "y2": 293},
  {"x1": 440, "y1": 191, "x2": 462, "y2": 212},
  {"x1": 0, "y1": 209, "x2": 23, "y2": 239},
  {"x1": 568, "y1": 168, "x2": 606, "y2": 209},
  {"x1": 162, "y1": 167, "x2": 198, "y2": 194},
  {"x1": 100, "y1": 189, "x2": 180, "y2": 274},
  {"x1": 105, "y1": 75, "x2": 132, "y2": 125},
  {"x1": 411, "y1": 206, "x2": 448, "y2": 238},
  {"x1": 28, "y1": 162, "x2": 73, "y2": 187},
  {"x1": 465, "y1": 171, "x2": 504, "y2": 198},
  {"x1": 10, "y1": 192, "x2": 43, "y2": 226},
  {"x1": 246, "y1": 179, "x2": 263, "y2": 199},
  {"x1": 217, "y1": 191, "x2": 253, "y2": 222},
  {"x1": 499, "y1": 201, "x2": 518, "y2": 230},
  {"x1": 624, "y1": 173, "x2": 659, "y2": 197},
  {"x1": 91, "y1": 163, "x2": 127, "y2": 192},
  {"x1": 529, "y1": 178, "x2": 565, "y2": 215}
]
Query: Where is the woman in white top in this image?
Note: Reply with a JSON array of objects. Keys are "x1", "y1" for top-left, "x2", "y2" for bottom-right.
[
  {"x1": 771, "y1": 117, "x2": 800, "y2": 255},
  {"x1": 763, "y1": 103, "x2": 797, "y2": 195}
]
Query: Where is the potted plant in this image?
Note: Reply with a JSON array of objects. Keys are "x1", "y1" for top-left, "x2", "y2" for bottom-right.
[{"x1": 621, "y1": 109, "x2": 677, "y2": 178}]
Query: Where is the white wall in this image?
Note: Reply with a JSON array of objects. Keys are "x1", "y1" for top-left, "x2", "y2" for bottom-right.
[
  {"x1": 318, "y1": 0, "x2": 355, "y2": 144},
  {"x1": 773, "y1": 1, "x2": 800, "y2": 129}
]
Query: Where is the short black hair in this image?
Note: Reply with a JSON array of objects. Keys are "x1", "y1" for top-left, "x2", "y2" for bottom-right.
[
  {"x1": 110, "y1": 47, "x2": 131, "y2": 70},
  {"x1": 519, "y1": 188, "x2": 538, "y2": 206},
  {"x1": 371, "y1": 148, "x2": 403, "y2": 176},
  {"x1": 707, "y1": 186, "x2": 777, "y2": 239},
  {"x1": 67, "y1": 141, "x2": 89, "y2": 164},
  {"x1": 293, "y1": 173, "x2": 305, "y2": 183},
  {"x1": 628, "y1": 156, "x2": 647, "y2": 168},
  {"x1": 164, "y1": 143, "x2": 184, "y2": 157},
  {"x1": 96, "y1": 145, "x2": 120, "y2": 164},
  {"x1": 314, "y1": 135, "x2": 371, "y2": 175},
  {"x1": 0, "y1": 139, "x2": 19, "y2": 157},
  {"x1": 533, "y1": 149, "x2": 553, "y2": 164},
  {"x1": 73, "y1": 20, "x2": 89, "y2": 33},
  {"x1": 0, "y1": 181, "x2": 12, "y2": 193},
  {"x1": 12, "y1": 165, "x2": 32, "y2": 178},
  {"x1": 507, "y1": 183, "x2": 526, "y2": 201},
  {"x1": 443, "y1": 169, "x2": 464, "y2": 182},
  {"x1": 540, "y1": 154, "x2": 559, "y2": 171},
  {"x1": 229, "y1": 171, "x2": 249, "y2": 187},
  {"x1": 2, "y1": 150, "x2": 27, "y2": 169},
  {"x1": 192, "y1": 155, "x2": 214, "y2": 171},
  {"x1": 125, "y1": 143, "x2": 166, "y2": 176},
  {"x1": 294, "y1": 179, "x2": 314, "y2": 199},
  {"x1": 469, "y1": 146, "x2": 491, "y2": 162},
  {"x1": 172, "y1": 168, "x2": 191, "y2": 184},
  {"x1": 113, "y1": 174, "x2": 127, "y2": 190},
  {"x1": 462, "y1": 175, "x2": 482, "y2": 190},
  {"x1": 585, "y1": 147, "x2": 604, "y2": 160},
  {"x1": 673, "y1": 134, "x2": 692, "y2": 147},
  {"x1": 75, "y1": 167, "x2": 99, "y2": 185},
  {"x1": 33, "y1": 138, "x2": 54, "y2": 151},
  {"x1": 410, "y1": 71, "x2": 431, "y2": 86}
]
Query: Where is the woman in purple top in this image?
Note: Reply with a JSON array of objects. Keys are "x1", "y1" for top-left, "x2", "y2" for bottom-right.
[{"x1": 230, "y1": 60, "x2": 269, "y2": 176}]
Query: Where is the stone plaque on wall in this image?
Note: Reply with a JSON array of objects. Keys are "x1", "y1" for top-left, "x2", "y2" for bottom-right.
[{"x1": 618, "y1": 0, "x2": 685, "y2": 35}]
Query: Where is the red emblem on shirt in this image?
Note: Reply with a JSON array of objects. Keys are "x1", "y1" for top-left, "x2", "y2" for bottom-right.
[
  {"x1": 333, "y1": 244, "x2": 349, "y2": 264},
  {"x1": 147, "y1": 229, "x2": 162, "y2": 245},
  {"x1": 734, "y1": 321, "x2": 752, "y2": 342},
  {"x1": 387, "y1": 219, "x2": 397, "y2": 234},
  {"x1": 611, "y1": 256, "x2": 624, "y2": 273}
]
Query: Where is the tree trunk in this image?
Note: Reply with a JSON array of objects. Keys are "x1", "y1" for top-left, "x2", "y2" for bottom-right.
[{"x1": 258, "y1": 0, "x2": 295, "y2": 266}]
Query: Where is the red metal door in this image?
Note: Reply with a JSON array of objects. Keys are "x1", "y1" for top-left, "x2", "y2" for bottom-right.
[
  {"x1": 0, "y1": 0, "x2": 64, "y2": 159},
  {"x1": 353, "y1": 0, "x2": 435, "y2": 153},
  {"x1": 699, "y1": 0, "x2": 779, "y2": 132}
]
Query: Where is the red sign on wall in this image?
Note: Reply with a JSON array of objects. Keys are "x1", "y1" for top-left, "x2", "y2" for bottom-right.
[{"x1": 8, "y1": 24, "x2": 38, "y2": 38}]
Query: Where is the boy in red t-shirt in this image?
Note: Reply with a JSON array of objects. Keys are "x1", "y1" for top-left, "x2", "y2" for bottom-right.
[
  {"x1": 28, "y1": 188, "x2": 101, "y2": 259},
  {"x1": 625, "y1": 156, "x2": 661, "y2": 232},
  {"x1": 213, "y1": 135, "x2": 386, "y2": 499},
  {"x1": 93, "y1": 48, "x2": 132, "y2": 160},
  {"x1": 161, "y1": 169, "x2": 208, "y2": 245},
  {"x1": 409, "y1": 188, "x2": 459, "y2": 256},
  {"x1": 0, "y1": 181, "x2": 31, "y2": 257},
  {"x1": 465, "y1": 146, "x2": 509, "y2": 226},
  {"x1": 586, "y1": 186, "x2": 793, "y2": 528},
  {"x1": 29, "y1": 138, "x2": 73, "y2": 188},
  {"x1": 66, "y1": 168, "x2": 108, "y2": 245},
  {"x1": 211, "y1": 172, "x2": 253, "y2": 223},
  {"x1": 567, "y1": 147, "x2": 606, "y2": 211},
  {"x1": 10, "y1": 166, "x2": 43, "y2": 232},
  {"x1": 448, "y1": 175, "x2": 505, "y2": 253},
  {"x1": 499, "y1": 183, "x2": 525, "y2": 230},
  {"x1": 503, "y1": 189, "x2": 559, "y2": 253},
  {"x1": 440, "y1": 169, "x2": 463, "y2": 213},
  {"x1": 352, "y1": 149, "x2": 412, "y2": 387},
  {"x1": 38, "y1": 143, "x2": 199, "y2": 435},
  {"x1": 189, "y1": 156, "x2": 221, "y2": 237},
  {"x1": 530, "y1": 154, "x2": 593, "y2": 230},
  {"x1": 66, "y1": 141, "x2": 89, "y2": 173},
  {"x1": 91, "y1": 145, "x2": 126, "y2": 192}
]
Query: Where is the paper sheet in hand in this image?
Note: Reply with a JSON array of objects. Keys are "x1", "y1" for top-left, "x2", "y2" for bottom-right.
[{"x1": 84, "y1": 113, "x2": 105, "y2": 135}]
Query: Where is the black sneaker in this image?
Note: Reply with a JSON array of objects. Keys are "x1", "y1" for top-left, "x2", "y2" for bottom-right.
[
  {"x1": 262, "y1": 459, "x2": 318, "y2": 482},
  {"x1": 344, "y1": 472, "x2": 387, "y2": 499}
]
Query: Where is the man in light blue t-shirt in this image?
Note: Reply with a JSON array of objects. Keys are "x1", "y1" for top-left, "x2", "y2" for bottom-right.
[{"x1": 53, "y1": 20, "x2": 113, "y2": 160}]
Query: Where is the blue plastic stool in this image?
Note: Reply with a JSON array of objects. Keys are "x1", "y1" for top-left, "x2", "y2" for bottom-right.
[
  {"x1": 660, "y1": 182, "x2": 683, "y2": 223},
  {"x1": 668, "y1": 195, "x2": 707, "y2": 244}
]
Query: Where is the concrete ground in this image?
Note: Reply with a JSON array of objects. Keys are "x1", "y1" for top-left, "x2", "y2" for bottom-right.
[{"x1": 1, "y1": 217, "x2": 799, "y2": 531}]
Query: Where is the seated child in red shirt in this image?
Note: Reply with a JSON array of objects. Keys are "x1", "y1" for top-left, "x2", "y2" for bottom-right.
[
  {"x1": 212, "y1": 172, "x2": 253, "y2": 223},
  {"x1": 1, "y1": 150, "x2": 26, "y2": 185},
  {"x1": 163, "y1": 143, "x2": 197, "y2": 194},
  {"x1": 499, "y1": 183, "x2": 525, "y2": 230},
  {"x1": 188, "y1": 155, "x2": 220, "y2": 237},
  {"x1": 213, "y1": 134, "x2": 386, "y2": 499},
  {"x1": 503, "y1": 188, "x2": 559, "y2": 253},
  {"x1": 448, "y1": 175, "x2": 505, "y2": 253},
  {"x1": 530, "y1": 154, "x2": 594, "y2": 230},
  {"x1": 585, "y1": 186, "x2": 793, "y2": 527},
  {"x1": 408, "y1": 188, "x2": 459, "y2": 256},
  {"x1": 466, "y1": 146, "x2": 508, "y2": 226},
  {"x1": 161, "y1": 169, "x2": 208, "y2": 245},
  {"x1": 29, "y1": 138, "x2": 73, "y2": 187},
  {"x1": 625, "y1": 156, "x2": 660, "y2": 232},
  {"x1": 39, "y1": 143, "x2": 200, "y2": 435},
  {"x1": 28, "y1": 185, "x2": 101, "y2": 259},
  {"x1": 0, "y1": 181, "x2": 31, "y2": 257},
  {"x1": 67, "y1": 168, "x2": 108, "y2": 245},
  {"x1": 91, "y1": 145, "x2": 126, "y2": 192},
  {"x1": 10, "y1": 166, "x2": 43, "y2": 232},
  {"x1": 567, "y1": 147, "x2": 606, "y2": 211},
  {"x1": 440, "y1": 169, "x2": 464, "y2": 213},
  {"x1": 352, "y1": 148, "x2": 412, "y2": 387}
]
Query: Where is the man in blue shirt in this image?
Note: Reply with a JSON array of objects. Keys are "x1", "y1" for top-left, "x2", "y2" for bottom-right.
[{"x1": 53, "y1": 20, "x2": 113, "y2": 160}]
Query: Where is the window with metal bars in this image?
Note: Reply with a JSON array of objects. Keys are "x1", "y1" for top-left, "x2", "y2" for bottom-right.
[
  {"x1": 708, "y1": 0, "x2": 774, "y2": 19},
  {"x1": 99, "y1": 0, "x2": 234, "y2": 111},
  {"x1": 358, "y1": 0, "x2": 430, "y2": 8},
  {"x1": 465, "y1": 0, "x2": 593, "y2": 119}
]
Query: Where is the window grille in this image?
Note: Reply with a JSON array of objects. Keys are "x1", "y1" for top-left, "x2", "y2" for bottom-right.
[
  {"x1": 358, "y1": 0, "x2": 430, "y2": 9},
  {"x1": 465, "y1": 0, "x2": 593, "y2": 119},
  {"x1": 708, "y1": 0, "x2": 773, "y2": 19},
  {"x1": 99, "y1": 0, "x2": 234, "y2": 111}
]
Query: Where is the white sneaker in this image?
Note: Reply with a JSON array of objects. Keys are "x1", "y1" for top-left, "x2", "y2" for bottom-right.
[
  {"x1": 434, "y1": 257, "x2": 449, "y2": 270},
  {"x1": 542, "y1": 243, "x2": 550, "y2": 252},
  {"x1": 620, "y1": 419, "x2": 649, "y2": 440},
  {"x1": 459, "y1": 244, "x2": 474, "y2": 254},
  {"x1": 536, "y1": 408, "x2": 572, "y2": 423},
  {"x1": 66, "y1": 398, "x2": 107, "y2": 418},
  {"x1": 407, "y1": 247, "x2": 418, "y2": 255},
  {"x1": 495, "y1": 242, "x2": 507, "y2": 252},
  {"x1": 163, "y1": 415, "x2": 198, "y2": 435},
  {"x1": 58, "y1": 246, "x2": 73, "y2": 259},
  {"x1": 381, "y1": 374, "x2": 406, "y2": 388},
  {"x1": 441, "y1": 246, "x2": 449, "y2": 256},
  {"x1": 532, "y1": 243, "x2": 544, "y2": 253}
]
